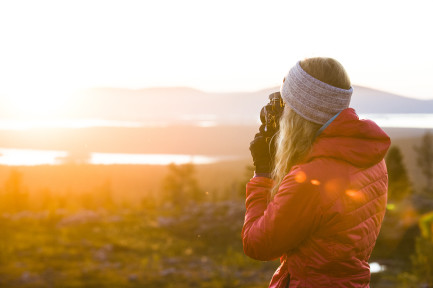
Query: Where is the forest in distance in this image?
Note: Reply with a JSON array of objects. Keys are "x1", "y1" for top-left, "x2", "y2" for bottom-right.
[{"x1": 1, "y1": 129, "x2": 433, "y2": 287}]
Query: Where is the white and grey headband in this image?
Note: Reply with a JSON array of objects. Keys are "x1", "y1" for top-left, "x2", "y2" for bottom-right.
[{"x1": 280, "y1": 61, "x2": 353, "y2": 125}]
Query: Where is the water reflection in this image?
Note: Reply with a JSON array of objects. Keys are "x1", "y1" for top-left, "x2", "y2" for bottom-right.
[
  {"x1": 91, "y1": 153, "x2": 228, "y2": 165},
  {"x1": 359, "y1": 114, "x2": 433, "y2": 128},
  {"x1": 0, "y1": 114, "x2": 432, "y2": 129},
  {"x1": 0, "y1": 148, "x2": 234, "y2": 166},
  {"x1": 369, "y1": 262, "x2": 387, "y2": 273},
  {"x1": 0, "y1": 148, "x2": 67, "y2": 165}
]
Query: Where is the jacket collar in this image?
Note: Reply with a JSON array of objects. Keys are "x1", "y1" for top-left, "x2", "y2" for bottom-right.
[{"x1": 305, "y1": 108, "x2": 391, "y2": 167}]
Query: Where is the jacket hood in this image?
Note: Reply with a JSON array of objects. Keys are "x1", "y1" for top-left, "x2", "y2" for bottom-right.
[{"x1": 306, "y1": 108, "x2": 391, "y2": 167}]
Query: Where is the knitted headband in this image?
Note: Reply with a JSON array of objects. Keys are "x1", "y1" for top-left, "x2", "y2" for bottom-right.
[{"x1": 280, "y1": 61, "x2": 353, "y2": 125}]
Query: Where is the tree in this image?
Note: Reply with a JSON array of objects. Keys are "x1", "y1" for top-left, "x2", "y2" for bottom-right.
[
  {"x1": 1, "y1": 170, "x2": 29, "y2": 212},
  {"x1": 385, "y1": 146, "x2": 412, "y2": 202},
  {"x1": 161, "y1": 163, "x2": 203, "y2": 207},
  {"x1": 398, "y1": 213, "x2": 433, "y2": 287},
  {"x1": 93, "y1": 180, "x2": 115, "y2": 210},
  {"x1": 414, "y1": 131, "x2": 433, "y2": 194},
  {"x1": 79, "y1": 180, "x2": 115, "y2": 210},
  {"x1": 236, "y1": 165, "x2": 255, "y2": 199}
]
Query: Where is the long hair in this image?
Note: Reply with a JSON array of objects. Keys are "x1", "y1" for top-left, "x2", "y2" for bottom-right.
[{"x1": 270, "y1": 57, "x2": 351, "y2": 197}]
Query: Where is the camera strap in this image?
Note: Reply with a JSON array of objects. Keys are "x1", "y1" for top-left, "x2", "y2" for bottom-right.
[{"x1": 314, "y1": 111, "x2": 342, "y2": 140}]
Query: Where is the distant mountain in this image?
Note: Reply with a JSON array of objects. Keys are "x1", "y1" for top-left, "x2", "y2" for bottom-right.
[
  {"x1": 350, "y1": 86, "x2": 433, "y2": 114},
  {"x1": 1, "y1": 86, "x2": 431, "y2": 125},
  {"x1": 66, "y1": 85, "x2": 431, "y2": 125}
]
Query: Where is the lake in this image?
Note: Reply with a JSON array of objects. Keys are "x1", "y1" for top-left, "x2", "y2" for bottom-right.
[
  {"x1": 0, "y1": 148, "x2": 237, "y2": 166},
  {"x1": 0, "y1": 114, "x2": 431, "y2": 166},
  {"x1": 358, "y1": 113, "x2": 433, "y2": 129},
  {"x1": 0, "y1": 113, "x2": 432, "y2": 130}
]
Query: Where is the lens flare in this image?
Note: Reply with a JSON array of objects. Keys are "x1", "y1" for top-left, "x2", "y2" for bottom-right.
[
  {"x1": 310, "y1": 179, "x2": 320, "y2": 186},
  {"x1": 294, "y1": 171, "x2": 307, "y2": 183}
]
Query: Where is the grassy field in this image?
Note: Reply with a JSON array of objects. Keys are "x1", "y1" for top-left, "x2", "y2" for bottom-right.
[
  {"x1": 0, "y1": 162, "x2": 281, "y2": 287},
  {"x1": 1, "y1": 126, "x2": 432, "y2": 287},
  {"x1": 1, "y1": 186, "x2": 427, "y2": 287},
  {"x1": 1, "y1": 200, "x2": 279, "y2": 287},
  {"x1": 0, "y1": 160, "x2": 251, "y2": 204}
]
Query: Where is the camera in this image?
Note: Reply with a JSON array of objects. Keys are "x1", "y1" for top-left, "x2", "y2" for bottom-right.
[{"x1": 260, "y1": 92, "x2": 285, "y2": 142}]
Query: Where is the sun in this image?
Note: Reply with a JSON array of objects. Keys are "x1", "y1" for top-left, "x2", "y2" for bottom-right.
[{"x1": 4, "y1": 86, "x2": 73, "y2": 120}]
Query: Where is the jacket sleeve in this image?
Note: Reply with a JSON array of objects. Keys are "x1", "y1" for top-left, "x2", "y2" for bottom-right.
[{"x1": 242, "y1": 167, "x2": 322, "y2": 261}]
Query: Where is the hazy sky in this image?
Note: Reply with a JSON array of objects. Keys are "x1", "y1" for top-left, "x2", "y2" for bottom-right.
[{"x1": 0, "y1": 0, "x2": 432, "y2": 115}]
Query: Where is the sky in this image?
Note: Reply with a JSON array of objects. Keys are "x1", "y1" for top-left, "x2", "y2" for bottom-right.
[{"x1": 0, "y1": 0, "x2": 432, "y2": 118}]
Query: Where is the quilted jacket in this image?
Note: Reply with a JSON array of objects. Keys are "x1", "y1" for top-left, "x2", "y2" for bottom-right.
[{"x1": 242, "y1": 108, "x2": 391, "y2": 287}]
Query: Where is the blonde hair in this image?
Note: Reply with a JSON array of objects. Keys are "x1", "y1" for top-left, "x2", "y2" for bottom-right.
[
  {"x1": 271, "y1": 108, "x2": 321, "y2": 196},
  {"x1": 271, "y1": 57, "x2": 351, "y2": 196},
  {"x1": 299, "y1": 57, "x2": 351, "y2": 90}
]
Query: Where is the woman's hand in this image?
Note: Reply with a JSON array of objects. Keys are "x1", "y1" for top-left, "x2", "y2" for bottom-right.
[{"x1": 249, "y1": 132, "x2": 272, "y2": 174}]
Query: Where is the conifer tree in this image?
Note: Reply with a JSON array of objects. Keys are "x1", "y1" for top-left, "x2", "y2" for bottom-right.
[
  {"x1": 0, "y1": 170, "x2": 29, "y2": 212},
  {"x1": 385, "y1": 146, "x2": 412, "y2": 202},
  {"x1": 162, "y1": 163, "x2": 203, "y2": 206},
  {"x1": 237, "y1": 165, "x2": 255, "y2": 199},
  {"x1": 414, "y1": 131, "x2": 433, "y2": 194}
]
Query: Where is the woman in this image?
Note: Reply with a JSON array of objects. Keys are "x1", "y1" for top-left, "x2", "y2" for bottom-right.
[{"x1": 243, "y1": 57, "x2": 391, "y2": 287}]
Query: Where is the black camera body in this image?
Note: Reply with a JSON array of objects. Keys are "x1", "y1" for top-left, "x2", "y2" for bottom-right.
[{"x1": 260, "y1": 92, "x2": 285, "y2": 142}]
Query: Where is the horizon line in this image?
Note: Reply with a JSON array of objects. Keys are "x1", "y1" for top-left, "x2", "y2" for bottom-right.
[{"x1": 74, "y1": 84, "x2": 433, "y2": 101}]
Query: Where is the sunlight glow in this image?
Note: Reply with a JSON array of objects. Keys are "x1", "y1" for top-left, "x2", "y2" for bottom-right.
[
  {"x1": 0, "y1": 148, "x2": 237, "y2": 166},
  {"x1": 294, "y1": 171, "x2": 307, "y2": 183},
  {"x1": 345, "y1": 189, "x2": 364, "y2": 202},
  {"x1": 0, "y1": 119, "x2": 144, "y2": 130},
  {"x1": 1, "y1": 1, "x2": 432, "y2": 99},
  {"x1": 3, "y1": 85, "x2": 74, "y2": 119},
  {"x1": 0, "y1": 148, "x2": 67, "y2": 166},
  {"x1": 90, "y1": 153, "x2": 224, "y2": 165},
  {"x1": 310, "y1": 179, "x2": 320, "y2": 186}
]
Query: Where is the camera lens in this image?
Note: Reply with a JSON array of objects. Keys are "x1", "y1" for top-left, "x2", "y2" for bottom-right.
[{"x1": 260, "y1": 107, "x2": 267, "y2": 125}]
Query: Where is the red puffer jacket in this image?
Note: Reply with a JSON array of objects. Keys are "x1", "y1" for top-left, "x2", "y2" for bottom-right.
[{"x1": 242, "y1": 108, "x2": 391, "y2": 287}]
